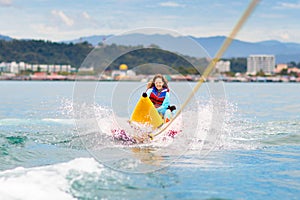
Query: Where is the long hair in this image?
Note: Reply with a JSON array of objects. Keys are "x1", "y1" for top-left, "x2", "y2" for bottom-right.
[{"x1": 148, "y1": 74, "x2": 168, "y2": 89}]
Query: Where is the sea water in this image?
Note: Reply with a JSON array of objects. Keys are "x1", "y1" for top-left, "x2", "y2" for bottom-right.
[{"x1": 0, "y1": 81, "x2": 299, "y2": 200}]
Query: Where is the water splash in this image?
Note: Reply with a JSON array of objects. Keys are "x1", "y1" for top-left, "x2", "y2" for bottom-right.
[{"x1": 60, "y1": 96, "x2": 267, "y2": 153}]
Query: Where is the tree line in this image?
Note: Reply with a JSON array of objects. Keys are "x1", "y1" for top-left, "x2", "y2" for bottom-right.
[
  {"x1": 0, "y1": 40, "x2": 209, "y2": 74},
  {"x1": 0, "y1": 40, "x2": 93, "y2": 68}
]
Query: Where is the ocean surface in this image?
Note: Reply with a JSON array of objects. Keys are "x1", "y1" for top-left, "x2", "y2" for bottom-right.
[{"x1": 0, "y1": 81, "x2": 299, "y2": 200}]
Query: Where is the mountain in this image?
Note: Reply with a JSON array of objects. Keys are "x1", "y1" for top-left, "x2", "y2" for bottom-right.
[
  {"x1": 65, "y1": 35, "x2": 112, "y2": 46},
  {"x1": 180, "y1": 36, "x2": 300, "y2": 63},
  {"x1": 0, "y1": 34, "x2": 13, "y2": 41},
  {"x1": 66, "y1": 34, "x2": 300, "y2": 63},
  {"x1": 2, "y1": 33, "x2": 300, "y2": 63}
]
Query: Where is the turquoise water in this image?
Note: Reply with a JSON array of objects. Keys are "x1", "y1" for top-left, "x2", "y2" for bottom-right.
[{"x1": 0, "y1": 81, "x2": 299, "y2": 199}]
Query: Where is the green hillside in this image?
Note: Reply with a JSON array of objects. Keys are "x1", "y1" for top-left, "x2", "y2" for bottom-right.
[{"x1": 0, "y1": 40, "x2": 209, "y2": 74}]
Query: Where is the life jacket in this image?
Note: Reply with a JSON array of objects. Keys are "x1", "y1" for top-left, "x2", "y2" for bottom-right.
[{"x1": 149, "y1": 87, "x2": 169, "y2": 108}]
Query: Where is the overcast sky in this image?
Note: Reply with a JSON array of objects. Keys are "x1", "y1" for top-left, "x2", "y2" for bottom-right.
[{"x1": 0, "y1": 0, "x2": 299, "y2": 43}]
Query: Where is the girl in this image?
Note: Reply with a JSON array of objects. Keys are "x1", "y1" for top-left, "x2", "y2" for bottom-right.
[{"x1": 146, "y1": 74, "x2": 175, "y2": 122}]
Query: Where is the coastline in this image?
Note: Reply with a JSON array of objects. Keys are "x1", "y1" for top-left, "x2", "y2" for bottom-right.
[{"x1": 0, "y1": 74, "x2": 299, "y2": 83}]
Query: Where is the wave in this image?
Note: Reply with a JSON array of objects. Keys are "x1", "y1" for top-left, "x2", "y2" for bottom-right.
[
  {"x1": 41, "y1": 118, "x2": 75, "y2": 125},
  {"x1": 0, "y1": 158, "x2": 102, "y2": 200},
  {"x1": 0, "y1": 157, "x2": 171, "y2": 199}
]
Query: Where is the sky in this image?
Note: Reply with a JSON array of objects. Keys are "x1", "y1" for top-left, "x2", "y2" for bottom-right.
[{"x1": 0, "y1": 0, "x2": 300, "y2": 43}]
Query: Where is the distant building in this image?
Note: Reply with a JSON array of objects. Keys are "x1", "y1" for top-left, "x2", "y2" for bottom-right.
[
  {"x1": 215, "y1": 60, "x2": 230, "y2": 73},
  {"x1": 0, "y1": 62, "x2": 73, "y2": 74},
  {"x1": 111, "y1": 70, "x2": 126, "y2": 79},
  {"x1": 6, "y1": 62, "x2": 19, "y2": 74},
  {"x1": 288, "y1": 67, "x2": 300, "y2": 74},
  {"x1": 0, "y1": 62, "x2": 8, "y2": 72},
  {"x1": 111, "y1": 64, "x2": 137, "y2": 80},
  {"x1": 78, "y1": 66, "x2": 94, "y2": 72},
  {"x1": 247, "y1": 55, "x2": 275, "y2": 75},
  {"x1": 275, "y1": 63, "x2": 288, "y2": 73}
]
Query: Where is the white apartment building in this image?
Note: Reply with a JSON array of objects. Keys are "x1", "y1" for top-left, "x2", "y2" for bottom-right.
[
  {"x1": 215, "y1": 60, "x2": 230, "y2": 73},
  {"x1": 247, "y1": 55, "x2": 275, "y2": 75},
  {"x1": 0, "y1": 62, "x2": 74, "y2": 73}
]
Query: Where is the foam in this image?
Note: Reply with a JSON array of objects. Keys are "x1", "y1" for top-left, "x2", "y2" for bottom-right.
[
  {"x1": 64, "y1": 95, "x2": 261, "y2": 155},
  {"x1": 41, "y1": 118, "x2": 75, "y2": 125},
  {"x1": 0, "y1": 158, "x2": 103, "y2": 200}
]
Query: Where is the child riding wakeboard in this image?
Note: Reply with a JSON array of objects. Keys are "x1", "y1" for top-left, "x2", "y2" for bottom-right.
[{"x1": 146, "y1": 74, "x2": 176, "y2": 123}]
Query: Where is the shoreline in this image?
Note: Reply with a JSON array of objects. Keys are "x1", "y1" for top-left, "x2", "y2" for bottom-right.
[{"x1": 0, "y1": 77, "x2": 299, "y2": 83}]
